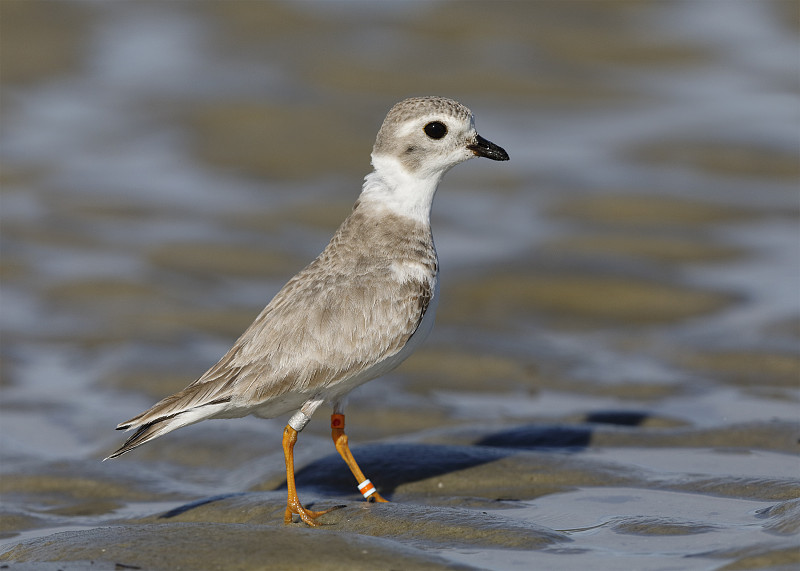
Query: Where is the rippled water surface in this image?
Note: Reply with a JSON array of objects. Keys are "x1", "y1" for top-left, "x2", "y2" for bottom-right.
[{"x1": 1, "y1": 1, "x2": 798, "y2": 570}]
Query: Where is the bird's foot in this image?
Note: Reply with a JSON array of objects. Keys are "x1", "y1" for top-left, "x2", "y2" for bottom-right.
[
  {"x1": 284, "y1": 500, "x2": 343, "y2": 526},
  {"x1": 367, "y1": 491, "x2": 389, "y2": 503}
]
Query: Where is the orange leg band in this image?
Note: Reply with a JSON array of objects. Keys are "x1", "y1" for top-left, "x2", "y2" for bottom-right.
[{"x1": 357, "y1": 479, "x2": 377, "y2": 498}]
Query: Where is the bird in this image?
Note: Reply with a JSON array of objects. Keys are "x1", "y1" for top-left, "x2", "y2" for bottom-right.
[{"x1": 106, "y1": 96, "x2": 509, "y2": 526}]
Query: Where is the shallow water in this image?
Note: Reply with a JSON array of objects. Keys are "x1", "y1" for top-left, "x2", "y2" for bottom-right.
[{"x1": 1, "y1": 1, "x2": 798, "y2": 570}]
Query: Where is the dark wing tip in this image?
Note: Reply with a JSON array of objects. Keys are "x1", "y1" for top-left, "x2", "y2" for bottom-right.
[{"x1": 105, "y1": 422, "x2": 161, "y2": 460}]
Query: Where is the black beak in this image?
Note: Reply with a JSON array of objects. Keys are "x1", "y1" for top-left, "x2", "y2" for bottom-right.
[{"x1": 468, "y1": 134, "x2": 509, "y2": 161}]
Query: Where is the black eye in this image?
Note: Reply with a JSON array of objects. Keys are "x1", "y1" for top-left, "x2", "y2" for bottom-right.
[{"x1": 424, "y1": 121, "x2": 447, "y2": 139}]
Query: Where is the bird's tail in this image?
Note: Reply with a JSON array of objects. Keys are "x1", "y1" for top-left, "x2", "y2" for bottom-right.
[
  {"x1": 104, "y1": 385, "x2": 233, "y2": 460},
  {"x1": 105, "y1": 419, "x2": 175, "y2": 459}
]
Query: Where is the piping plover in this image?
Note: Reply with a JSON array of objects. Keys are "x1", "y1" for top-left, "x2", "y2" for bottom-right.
[{"x1": 107, "y1": 96, "x2": 509, "y2": 525}]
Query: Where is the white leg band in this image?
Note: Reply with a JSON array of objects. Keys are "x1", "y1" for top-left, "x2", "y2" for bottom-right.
[
  {"x1": 288, "y1": 411, "x2": 311, "y2": 432},
  {"x1": 357, "y1": 479, "x2": 376, "y2": 498}
]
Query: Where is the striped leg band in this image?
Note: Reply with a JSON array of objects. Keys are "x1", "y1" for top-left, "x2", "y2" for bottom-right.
[{"x1": 357, "y1": 479, "x2": 376, "y2": 498}]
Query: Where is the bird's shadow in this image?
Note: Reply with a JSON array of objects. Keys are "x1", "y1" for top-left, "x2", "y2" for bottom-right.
[
  {"x1": 155, "y1": 410, "x2": 649, "y2": 517},
  {"x1": 291, "y1": 443, "x2": 507, "y2": 498},
  {"x1": 159, "y1": 492, "x2": 248, "y2": 518},
  {"x1": 285, "y1": 410, "x2": 650, "y2": 498}
]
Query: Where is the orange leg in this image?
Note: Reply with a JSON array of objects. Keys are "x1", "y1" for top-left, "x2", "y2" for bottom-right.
[
  {"x1": 331, "y1": 414, "x2": 388, "y2": 503},
  {"x1": 282, "y1": 424, "x2": 338, "y2": 525}
]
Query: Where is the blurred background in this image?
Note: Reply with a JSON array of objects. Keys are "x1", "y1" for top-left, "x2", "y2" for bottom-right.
[{"x1": 1, "y1": 1, "x2": 798, "y2": 569}]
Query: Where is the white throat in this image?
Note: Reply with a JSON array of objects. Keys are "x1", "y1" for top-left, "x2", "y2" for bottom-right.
[{"x1": 359, "y1": 154, "x2": 443, "y2": 224}]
